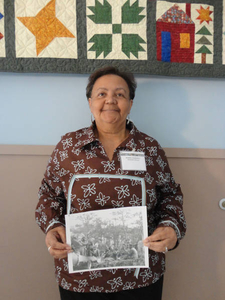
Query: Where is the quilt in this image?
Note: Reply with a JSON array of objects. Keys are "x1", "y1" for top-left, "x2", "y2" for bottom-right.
[{"x1": 0, "y1": 0, "x2": 225, "y2": 77}]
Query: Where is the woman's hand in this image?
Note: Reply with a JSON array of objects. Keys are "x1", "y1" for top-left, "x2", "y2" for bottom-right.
[
  {"x1": 45, "y1": 226, "x2": 72, "y2": 259},
  {"x1": 143, "y1": 227, "x2": 177, "y2": 253}
]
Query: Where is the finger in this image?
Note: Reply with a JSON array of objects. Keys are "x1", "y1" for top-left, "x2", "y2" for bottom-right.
[
  {"x1": 50, "y1": 241, "x2": 71, "y2": 251},
  {"x1": 143, "y1": 234, "x2": 177, "y2": 252},
  {"x1": 145, "y1": 234, "x2": 164, "y2": 243},
  {"x1": 144, "y1": 232, "x2": 166, "y2": 244},
  {"x1": 144, "y1": 240, "x2": 168, "y2": 253},
  {"x1": 49, "y1": 248, "x2": 72, "y2": 259},
  {"x1": 45, "y1": 227, "x2": 71, "y2": 250},
  {"x1": 143, "y1": 237, "x2": 166, "y2": 248},
  {"x1": 55, "y1": 227, "x2": 67, "y2": 244},
  {"x1": 48, "y1": 233, "x2": 71, "y2": 250},
  {"x1": 144, "y1": 227, "x2": 176, "y2": 243}
]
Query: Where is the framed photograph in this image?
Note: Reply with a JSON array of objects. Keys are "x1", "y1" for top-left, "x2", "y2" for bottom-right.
[{"x1": 65, "y1": 206, "x2": 149, "y2": 274}]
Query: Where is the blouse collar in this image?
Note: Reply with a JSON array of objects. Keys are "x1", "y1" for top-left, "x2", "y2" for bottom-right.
[{"x1": 74, "y1": 121, "x2": 140, "y2": 151}]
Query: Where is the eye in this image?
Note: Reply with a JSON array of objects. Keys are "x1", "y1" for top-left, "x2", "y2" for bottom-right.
[
  {"x1": 98, "y1": 92, "x2": 106, "y2": 97},
  {"x1": 116, "y1": 93, "x2": 125, "y2": 98}
]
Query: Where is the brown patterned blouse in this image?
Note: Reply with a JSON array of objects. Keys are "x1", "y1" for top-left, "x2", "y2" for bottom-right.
[{"x1": 35, "y1": 122, "x2": 186, "y2": 293}]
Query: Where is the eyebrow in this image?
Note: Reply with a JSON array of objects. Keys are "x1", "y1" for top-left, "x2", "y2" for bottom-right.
[{"x1": 96, "y1": 87, "x2": 127, "y2": 93}]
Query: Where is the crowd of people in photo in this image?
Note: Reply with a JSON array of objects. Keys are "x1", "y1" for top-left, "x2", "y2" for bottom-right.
[{"x1": 71, "y1": 232, "x2": 140, "y2": 262}]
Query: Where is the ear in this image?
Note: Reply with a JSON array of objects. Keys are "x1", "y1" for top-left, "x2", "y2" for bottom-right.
[
  {"x1": 88, "y1": 98, "x2": 92, "y2": 111},
  {"x1": 129, "y1": 100, "x2": 133, "y2": 113}
]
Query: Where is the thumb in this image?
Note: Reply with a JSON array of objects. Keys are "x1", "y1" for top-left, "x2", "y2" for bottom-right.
[{"x1": 56, "y1": 226, "x2": 67, "y2": 244}]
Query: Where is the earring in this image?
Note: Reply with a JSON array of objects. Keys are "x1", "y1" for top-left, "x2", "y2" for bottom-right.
[
  {"x1": 126, "y1": 115, "x2": 130, "y2": 125},
  {"x1": 91, "y1": 114, "x2": 94, "y2": 123}
]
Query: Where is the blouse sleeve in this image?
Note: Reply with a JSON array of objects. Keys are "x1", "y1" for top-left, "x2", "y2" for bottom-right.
[
  {"x1": 153, "y1": 143, "x2": 187, "y2": 245},
  {"x1": 35, "y1": 142, "x2": 67, "y2": 234}
]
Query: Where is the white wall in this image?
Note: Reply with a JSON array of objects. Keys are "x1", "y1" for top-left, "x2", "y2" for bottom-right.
[{"x1": 1, "y1": 72, "x2": 225, "y2": 149}]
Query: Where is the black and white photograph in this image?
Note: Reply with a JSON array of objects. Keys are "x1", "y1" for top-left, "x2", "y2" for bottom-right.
[{"x1": 66, "y1": 206, "x2": 149, "y2": 274}]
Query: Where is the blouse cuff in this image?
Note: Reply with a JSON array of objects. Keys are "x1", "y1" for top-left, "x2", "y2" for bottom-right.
[
  {"x1": 158, "y1": 220, "x2": 181, "y2": 240},
  {"x1": 45, "y1": 221, "x2": 65, "y2": 234}
]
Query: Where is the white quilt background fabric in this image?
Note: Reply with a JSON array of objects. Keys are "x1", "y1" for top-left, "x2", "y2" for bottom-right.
[
  {"x1": 0, "y1": 0, "x2": 5, "y2": 57},
  {"x1": 15, "y1": 0, "x2": 77, "y2": 58}
]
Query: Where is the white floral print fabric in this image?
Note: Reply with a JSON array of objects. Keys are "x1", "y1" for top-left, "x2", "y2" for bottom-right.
[{"x1": 36, "y1": 122, "x2": 186, "y2": 293}]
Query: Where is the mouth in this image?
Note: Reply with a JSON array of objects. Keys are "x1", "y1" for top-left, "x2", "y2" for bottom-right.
[{"x1": 102, "y1": 109, "x2": 119, "y2": 112}]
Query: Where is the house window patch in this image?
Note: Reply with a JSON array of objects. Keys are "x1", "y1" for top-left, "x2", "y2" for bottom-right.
[{"x1": 180, "y1": 33, "x2": 190, "y2": 48}]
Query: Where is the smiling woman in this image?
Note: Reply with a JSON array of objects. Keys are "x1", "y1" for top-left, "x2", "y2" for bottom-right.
[
  {"x1": 88, "y1": 74, "x2": 133, "y2": 160},
  {"x1": 35, "y1": 66, "x2": 186, "y2": 300},
  {"x1": 88, "y1": 74, "x2": 133, "y2": 125}
]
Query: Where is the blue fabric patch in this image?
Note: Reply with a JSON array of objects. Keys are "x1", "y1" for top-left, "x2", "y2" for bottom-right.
[
  {"x1": 0, "y1": 13, "x2": 4, "y2": 20},
  {"x1": 161, "y1": 31, "x2": 171, "y2": 62}
]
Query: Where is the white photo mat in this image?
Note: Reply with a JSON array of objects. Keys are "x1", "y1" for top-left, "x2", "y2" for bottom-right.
[{"x1": 66, "y1": 206, "x2": 149, "y2": 274}]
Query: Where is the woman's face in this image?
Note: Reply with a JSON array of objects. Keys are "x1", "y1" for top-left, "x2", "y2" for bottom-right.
[{"x1": 88, "y1": 74, "x2": 133, "y2": 129}]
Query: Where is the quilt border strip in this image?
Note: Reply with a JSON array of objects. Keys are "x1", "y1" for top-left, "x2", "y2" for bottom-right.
[{"x1": 0, "y1": 0, "x2": 224, "y2": 77}]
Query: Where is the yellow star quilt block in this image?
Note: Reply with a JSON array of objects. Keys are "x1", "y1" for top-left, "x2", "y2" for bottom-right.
[{"x1": 15, "y1": 0, "x2": 77, "y2": 58}]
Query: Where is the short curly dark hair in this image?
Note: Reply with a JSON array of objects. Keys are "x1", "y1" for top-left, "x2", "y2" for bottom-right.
[{"x1": 86, "y1": 66, "x2": 137, "y2": 100}]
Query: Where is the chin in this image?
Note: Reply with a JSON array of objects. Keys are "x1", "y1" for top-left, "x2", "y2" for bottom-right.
[{"x1": 103, "y1": 119, "x2": 118, "y2": 124}]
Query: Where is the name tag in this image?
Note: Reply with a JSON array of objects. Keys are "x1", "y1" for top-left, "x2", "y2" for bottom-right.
[{"x1": 120, "y1": 151, "x2": 147, "y2": 171}]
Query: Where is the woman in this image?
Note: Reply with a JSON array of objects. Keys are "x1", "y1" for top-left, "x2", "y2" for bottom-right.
[{"x1": 36, "y1": 66, "x2": 186, "y2": 300}]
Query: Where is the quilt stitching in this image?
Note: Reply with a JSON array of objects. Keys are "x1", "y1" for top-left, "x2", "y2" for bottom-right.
[
  {"x1": 86, "y1": 0, "x2": 147, "y2": 60},
  {"x1": 0, "y1": 0, "x2": 5, "y2": 57},
  {"x1": 223, "y1": 0, "x2": 225, "y2": 64},
  {"x1": 156, "y1": 1, "x2": 214, "y2": 64},
  {"x1": 0, "y1": 0, "x2": 224, "y2": 76},
  {"x1": 15, "y1": 0, "x2": 77, "y2": 58}
]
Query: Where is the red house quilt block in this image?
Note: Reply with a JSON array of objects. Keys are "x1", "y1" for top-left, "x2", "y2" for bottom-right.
[{"x1": 156, "y1": 1, "x2": 214, "y2": 64}]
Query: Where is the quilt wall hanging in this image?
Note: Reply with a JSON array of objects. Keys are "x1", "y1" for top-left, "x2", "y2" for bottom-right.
[{"x1": 0, "y1": 0, "x2": 225, "y2": 77}]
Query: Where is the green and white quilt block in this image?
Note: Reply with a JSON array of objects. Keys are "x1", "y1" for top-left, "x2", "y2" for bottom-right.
[{"x1": 86, "y1": 0, "x2": 147, "y2": 60}]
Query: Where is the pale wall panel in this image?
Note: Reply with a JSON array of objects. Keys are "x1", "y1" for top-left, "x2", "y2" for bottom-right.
[
  {"x1": 0, "y1": 154, "x2": 60, "y2": 300},
  {"x1": 0, "y1": 146, "x2": 224, "y2": 300},
  {"x1": 1, "y1": 73, "x2": 225, "y2": 149}
]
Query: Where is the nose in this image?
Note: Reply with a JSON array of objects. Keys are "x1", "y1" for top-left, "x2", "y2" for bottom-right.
[{"x1": 105, "y1": 93, "x2": 117, "y2": 104}]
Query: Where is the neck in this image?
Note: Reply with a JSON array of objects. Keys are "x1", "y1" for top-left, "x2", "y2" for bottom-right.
[{"x1": 95, "y1": 122, "x2": 128, "y2": 144}]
